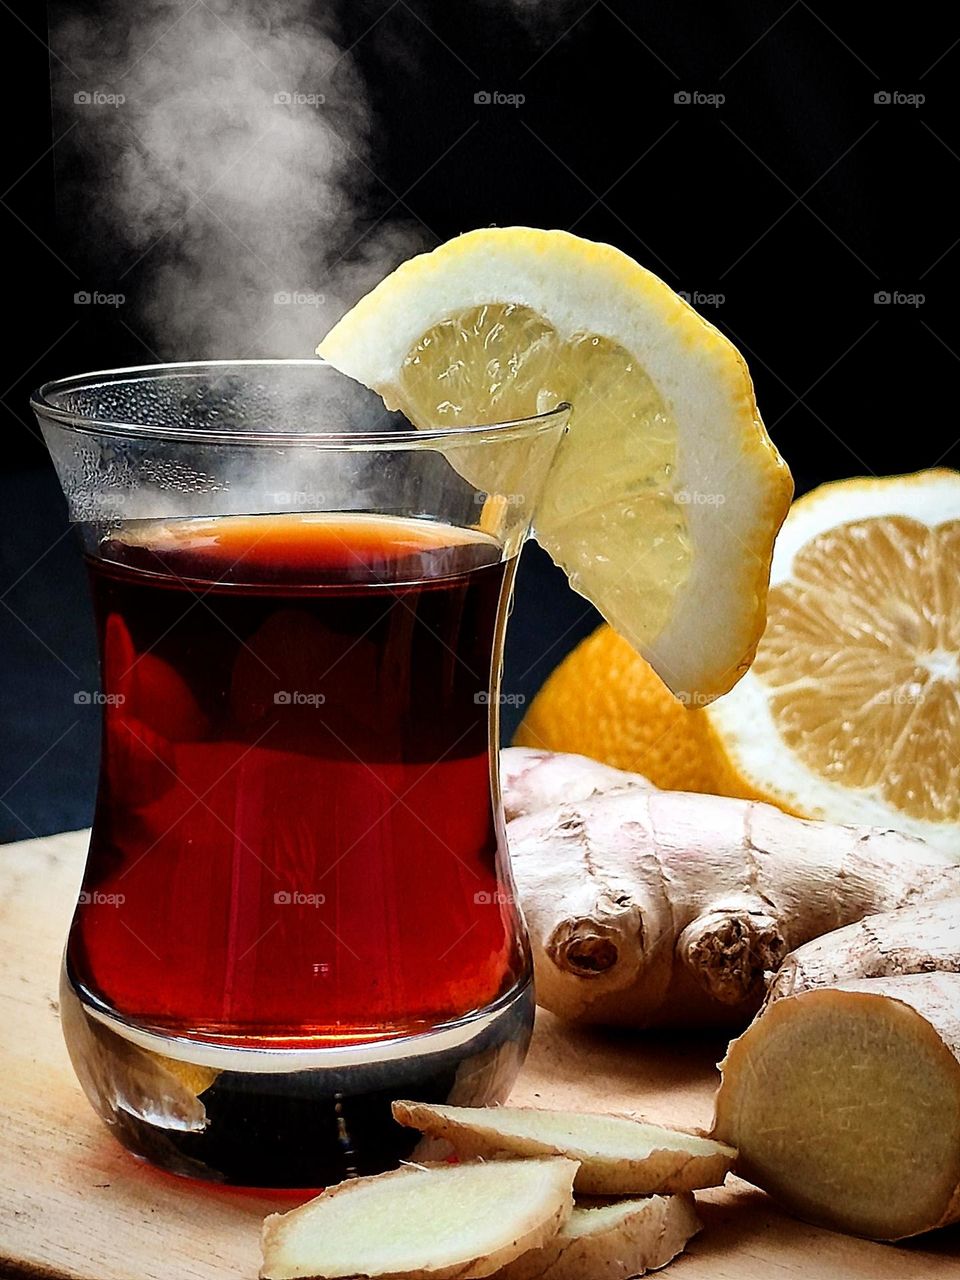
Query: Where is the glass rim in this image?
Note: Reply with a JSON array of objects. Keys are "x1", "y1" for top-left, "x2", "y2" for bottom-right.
[{"x1": 30, "y1": 358, "x2": 571, "y2": 449}]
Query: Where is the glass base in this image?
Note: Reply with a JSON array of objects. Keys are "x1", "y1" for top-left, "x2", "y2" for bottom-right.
[{"x1": 60, "y1": 967, "x2": 534, "y2": 1187}]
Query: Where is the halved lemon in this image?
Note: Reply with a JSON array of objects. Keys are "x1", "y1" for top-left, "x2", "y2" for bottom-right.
[
  {"x1": 705, "y1": 469, "x2": 960, "y2": 856},
  {"x1": 514, "y1": 623, "x2": 725, "y2": 792},
  {"x1": 319, "y1": 227, "x2": 792, "y2": 702}
]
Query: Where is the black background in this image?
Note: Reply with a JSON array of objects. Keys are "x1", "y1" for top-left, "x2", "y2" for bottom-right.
[{"x1": 1, "y1": 2, "x2": 957, "y2": 841}]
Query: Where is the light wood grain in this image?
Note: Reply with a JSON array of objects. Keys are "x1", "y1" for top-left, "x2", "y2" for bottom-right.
[{"x1": 1, "y1": 831, "x2": 958, "y2": 1279}]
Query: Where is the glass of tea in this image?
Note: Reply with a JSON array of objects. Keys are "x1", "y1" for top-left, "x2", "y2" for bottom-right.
[{"x1": 31, "y1": 360, "x2": 569, "y2": 1186}]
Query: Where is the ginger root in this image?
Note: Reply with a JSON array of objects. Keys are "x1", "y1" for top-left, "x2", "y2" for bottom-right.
[
  {"x1": 392, "y1": 1101, "x2": 735, "y2": 1195},
  {"x1": 502, "y1": 747, "x2": 654, "y2": 823},
  {"x1": 713, "y1": 973, "x2": 960, "y2": 1239},
  {"x1": 766, "y1": 892, "x2": 960, "y2": 1002},
  {"x1": 503, "y1": 748, "x2": 956, "y2": 1028},
  {"x1": 712, "y1": 895, "x2": 960, "y2": 1239},
  {"x1": 495, "y1": 1194, "x2": 700, "y2": 1280},
  {"x1": 260, "y1": 1158, "x2": 578, "y2": 1280}
]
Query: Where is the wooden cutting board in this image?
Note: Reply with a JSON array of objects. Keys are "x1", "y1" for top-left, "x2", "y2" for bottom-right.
[{"x1": 2, "y1": 830, "x2": 958, "y2": 1279}]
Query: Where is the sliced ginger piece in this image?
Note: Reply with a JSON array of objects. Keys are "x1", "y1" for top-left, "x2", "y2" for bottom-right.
[
  {"x1": 497, "y1": 1194, "x2": 700, "y2": 1280},
  {"x1": 392, "y1": 1101, "x2": 735, "y2": 1195},
  {"x1": 259, "y1": 1158, "x2": 578, "y2": 1280},
  {"x1": 713, "y1": 976, "x2": 960, "y2": 1239}
]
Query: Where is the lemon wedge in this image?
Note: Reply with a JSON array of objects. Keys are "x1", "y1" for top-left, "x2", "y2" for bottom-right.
[{"x1": 319, "y1": 227, "x2": 792, "y2": 702}]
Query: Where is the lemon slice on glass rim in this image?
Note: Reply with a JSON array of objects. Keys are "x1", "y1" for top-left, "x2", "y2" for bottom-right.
[{"x1": 318, "y1": 227, "x2": 792, "y2": 704}]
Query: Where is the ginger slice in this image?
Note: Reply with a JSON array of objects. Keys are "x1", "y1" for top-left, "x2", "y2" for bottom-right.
[
  {"x1": 496, "y1": 1194, "x2": 700, "y2": 1280},
  {"x1": 392, "y1": 1102, "x2": 735, "y2": 1195},
  {"x1": 260, "y1": 1158, "x2": 578, "y2": 1280},
  {"x1": 713, "y1": 976, "x2": 960, "y2": 1239}
]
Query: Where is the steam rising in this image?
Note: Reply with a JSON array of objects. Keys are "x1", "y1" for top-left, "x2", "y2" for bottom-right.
[{"x1": 54, "y1": 0, "x2": 425, "y2": 358}]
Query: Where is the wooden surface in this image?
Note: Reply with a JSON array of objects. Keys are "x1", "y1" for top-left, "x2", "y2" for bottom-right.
[{"x1": 2, "y1": 831, "x2": 959, "y2": 1280}]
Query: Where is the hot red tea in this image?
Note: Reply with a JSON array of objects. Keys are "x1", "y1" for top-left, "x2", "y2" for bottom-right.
[{"x1": 70, "y1": 513, "x2": 524, "y2": 1049}]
